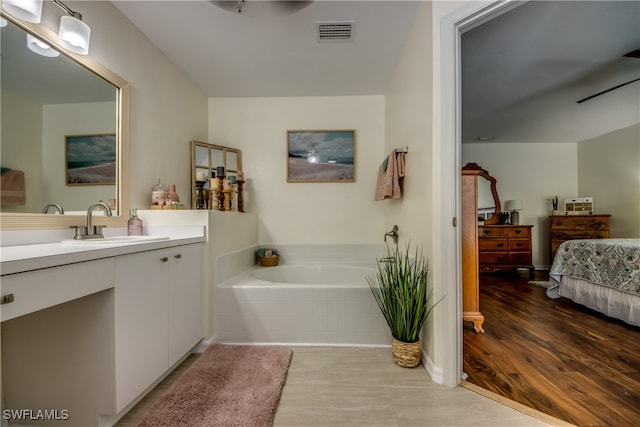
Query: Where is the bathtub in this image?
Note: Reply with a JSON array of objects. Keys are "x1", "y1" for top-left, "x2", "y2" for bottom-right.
[{"x1": 214, "y1": 263, "x2": 391, "y2": 346}]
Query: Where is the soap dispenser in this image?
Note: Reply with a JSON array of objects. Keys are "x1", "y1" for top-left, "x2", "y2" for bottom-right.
[{"x1": 127, "y1": 208, "x2": 143, "y2": 236}]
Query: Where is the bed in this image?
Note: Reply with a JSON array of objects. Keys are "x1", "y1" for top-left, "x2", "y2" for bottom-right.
[{"x1": 547, "y1": 238, "x2": 640, "y2": 327}]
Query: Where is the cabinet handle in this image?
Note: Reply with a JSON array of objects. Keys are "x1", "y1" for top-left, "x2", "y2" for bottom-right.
[
  {"x1": 497, "y1": 243, "x2": 504, "y2": 247},
  {"x1": 1, "y1": 293, "x2": 15, "y2": 305},
  {"x1": 483, "y1": 230, "x2": 490, "y2": 234},
  {"x1": 515, "y1": 229, "x2": 522, "y2": 234},
  {"x1": 160, "y1": 257, "x2": 169, "y2": 263},
  {"x1": 174, "y1": 254, "x2": 182, "y2": 259},
  {"x1": 595, "y1": 222, "x2": 603, "y2": 227},
  {"x1": 516, "y1": 243, "x2": 523, "y2": 247}
]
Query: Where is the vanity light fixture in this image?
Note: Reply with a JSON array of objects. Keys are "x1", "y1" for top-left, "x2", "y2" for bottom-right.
[
  {"x1": 2, "y1": 0, "x2": 43, "y2": 23},
  {"x1": 27, "y1": 33, "x2": 60, "y2": 57},
  {"x1": 1, "y1": 0, "x2": 91, "y2": 55},
  {"x1": 53, "y1": 0, "x2": 90, "y2": 55}
]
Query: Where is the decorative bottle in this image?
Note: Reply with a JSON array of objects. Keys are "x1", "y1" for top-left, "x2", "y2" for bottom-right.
[
  {"x1": 127, "y1": 208, "x2": 143, "y2": 236},
  {"x1": 167, "y1": 184, "x2": 180, "y2": 203}
]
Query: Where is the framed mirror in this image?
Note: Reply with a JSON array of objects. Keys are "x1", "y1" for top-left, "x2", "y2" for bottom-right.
[
  {"x1": 463, "y1": 163, "x2": 501, "y2": 225},
  {"x1": 190, "y1": 141, "x2": 242, "y2": 209},
  {"x1": 0, "y1": 12, "x2": 129, "y2": 230}
]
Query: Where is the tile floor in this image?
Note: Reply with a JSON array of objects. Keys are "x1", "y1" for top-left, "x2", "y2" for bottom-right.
[{"x1": 116, "y1": 346, "x2": 555, "y2": 427}]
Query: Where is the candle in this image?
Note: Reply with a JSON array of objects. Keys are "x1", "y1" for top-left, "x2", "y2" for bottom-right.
[
  {"x1": 196, "y1": 172, "x2": 205, "y2": 181},
  {"x1": 223, "y1": 178, "x2": 232, "y2": 191},
  {"x1": 217, "y1": 166, "x2": 225, "y2": 178},
  {"x1": 237, "y1": 171, "x2": 244, "y2": 181},
  {"x1": 229, "y1": 175, "x2": 237, "y2": 184}
]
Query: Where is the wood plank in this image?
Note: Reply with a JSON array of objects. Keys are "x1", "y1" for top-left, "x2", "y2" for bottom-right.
[{"x1": 464, "y1": 271, "x2": 640, "y2": 427}]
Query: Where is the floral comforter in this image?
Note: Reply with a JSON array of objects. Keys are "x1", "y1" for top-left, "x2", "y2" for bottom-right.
[{"x1": 548, "y1": 238, "x2": 640, "y2": 297}]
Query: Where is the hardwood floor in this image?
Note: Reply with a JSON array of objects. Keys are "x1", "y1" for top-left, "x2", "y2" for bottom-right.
[{"x1": 463, "y1": 271, "x2": 640, "y2": 427}]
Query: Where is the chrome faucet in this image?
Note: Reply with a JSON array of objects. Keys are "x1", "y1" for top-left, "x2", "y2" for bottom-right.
[
  {"x1": 71, "y1": 202, "x2": 113, "y2": 240},
  {"x1": 384, "y1": 225, "x2": 399, "y2": 244},
  {"x1": 42, "y1": 203, "x2": 64, "y2": 214}
]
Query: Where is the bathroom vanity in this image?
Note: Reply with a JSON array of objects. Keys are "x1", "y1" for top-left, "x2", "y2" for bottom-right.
[{"x1": 0, "y1": 227, "x2": 205, "y2": 426}]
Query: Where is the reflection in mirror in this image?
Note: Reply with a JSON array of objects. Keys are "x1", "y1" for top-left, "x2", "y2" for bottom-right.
[
  {"x1": 190, "y1": 141, "x2": 242, "y2": 209},
  {"x1": 0, "y1": 12, "x2": 129, "y2": 230},
  {"x1": 0, "y1": 13, "x2": 126, "y2": 227}
]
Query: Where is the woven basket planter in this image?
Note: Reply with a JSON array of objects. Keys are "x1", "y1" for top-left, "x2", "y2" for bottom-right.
[
  {"x1": 391, "y1": 338, "x2": 421, "y2": 368},
  {"x1": 258, "y1": 255, "x2": 279, "y2": 267}
]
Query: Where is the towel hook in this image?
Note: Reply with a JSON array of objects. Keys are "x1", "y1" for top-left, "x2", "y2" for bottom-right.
[{"x1": 384, "y1": 225, "x2": 399, "y2": 244}]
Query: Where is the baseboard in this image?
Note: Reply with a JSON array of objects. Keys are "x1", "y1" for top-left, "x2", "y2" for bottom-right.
[{"x1": 422, "y1": 348, "x2": 444, "y2": 384}]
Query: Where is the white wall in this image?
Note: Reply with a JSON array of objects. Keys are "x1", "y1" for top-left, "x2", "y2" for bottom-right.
[
  {"x1": 384, "y1": 1, "x2": 442, "y2": 376},
  {"x1": 1, "y1": 91, "x2": 43, "y2": 214},
  {"x1": 42, "y1": 102, "x2": 116, "y2": 211},
  {"x1": 578, "y1": 123, "x2": 640, "y2": 238},
  {"x1": 208, "y1": 96, "x2": 386, "y2": 245},
  {"x1": 462, "y1": 142, "x2": 578, "y2": 266},
  {"x1": 63, "y1": 1, "x2": 209, "y2": 210}
]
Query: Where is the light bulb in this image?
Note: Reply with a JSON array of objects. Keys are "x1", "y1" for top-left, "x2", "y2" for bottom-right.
[
  {"x1": 27, "y1": 33, "x2": 60, "y2": 57},
  {"x1": 58, "y1": 15, "x2": 90, "y2": 55}
]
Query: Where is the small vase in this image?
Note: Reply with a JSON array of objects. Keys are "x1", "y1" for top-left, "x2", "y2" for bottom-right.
[
  {"x1": 167, "y1": 184, "x2": 179, "y2": 202},
  {"x1": 391, "y1": 337, "x2": 421, "y2": 368}
]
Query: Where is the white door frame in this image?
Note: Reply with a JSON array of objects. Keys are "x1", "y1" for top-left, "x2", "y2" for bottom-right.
[{"x1": 439, "y1": 0, "x2": 525, "y2": 387}]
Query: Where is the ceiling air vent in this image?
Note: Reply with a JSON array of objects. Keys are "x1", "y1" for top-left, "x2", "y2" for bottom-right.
[{"x1": 316, "y1": 21, "x2": 354, "y2": 42}]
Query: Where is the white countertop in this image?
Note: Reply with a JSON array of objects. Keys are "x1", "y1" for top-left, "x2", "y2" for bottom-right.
[{"x1": 0, "y1": 226, "x2": 206, "y2": 275}]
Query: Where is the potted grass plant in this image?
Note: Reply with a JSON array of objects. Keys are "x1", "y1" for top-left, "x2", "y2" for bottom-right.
[{"x1": 367, "y1": 243, "x2": 439, "y2": 368}]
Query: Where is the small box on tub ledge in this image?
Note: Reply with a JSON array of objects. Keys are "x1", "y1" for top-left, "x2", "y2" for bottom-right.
[{"x1": 257, "y1": 248, "x2": 280, "y2": 267}]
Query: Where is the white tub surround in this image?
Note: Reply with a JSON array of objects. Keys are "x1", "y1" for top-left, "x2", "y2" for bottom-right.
[
  {"x1": 214, "y1": 244, "x2": 391, "y2": 347},
  {"x1": 1, "y1": 226, "x2": 205, "y2": 427}
]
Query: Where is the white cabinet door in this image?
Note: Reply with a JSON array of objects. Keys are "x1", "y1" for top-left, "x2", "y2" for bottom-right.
[
  {"x1": 114, "y1": 249, "x2": 169, "y2": 412},
  {"x1": 168, "y1": 244, "x2": 204, "y2": 366}
]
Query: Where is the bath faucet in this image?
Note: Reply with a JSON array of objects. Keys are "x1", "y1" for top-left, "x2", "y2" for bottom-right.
[
  {"x1": 384, "y1": 225, "x2": 399, "y2": 244},
  {"x1": 42, "y1": 203, "x2": 64, "y2": 214},
  {"x1": 71, "y1": 202, "x2": 113, "y2": 240}
]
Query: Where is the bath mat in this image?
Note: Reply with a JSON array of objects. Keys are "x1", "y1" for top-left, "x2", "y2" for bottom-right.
[
  {"x1": 136, "y1": 344, "x2": 292, "y2": 427},
  {"x1": 528, "y1": 280, "x2": 550, "y2": 288}
]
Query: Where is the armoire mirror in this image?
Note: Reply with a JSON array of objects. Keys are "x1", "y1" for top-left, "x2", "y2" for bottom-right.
[
  {"x1": 191, "y1": 141, "x2": 242, "y2": 209},
  {"x1": 0, "y1": 12, "x2": 129, "y2": 230},
  {"x1": 463, "y1": 163, "x2": 501, "y2": 225}
]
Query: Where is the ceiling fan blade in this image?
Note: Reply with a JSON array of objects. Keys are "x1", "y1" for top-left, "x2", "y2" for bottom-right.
[{"x1": 576, "y1": 77, "x2": 640, "y2": 103}]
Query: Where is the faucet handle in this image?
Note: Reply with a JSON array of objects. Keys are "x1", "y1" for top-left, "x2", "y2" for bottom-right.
[
  {"x1": 70, "y1": 225, "x2": 88, "y2": 240},
  {"x1": 93, "y1": 225, "x2": 106, "y2": 237}
]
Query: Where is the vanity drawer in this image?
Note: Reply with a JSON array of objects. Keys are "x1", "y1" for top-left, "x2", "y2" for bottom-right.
[{"x1": 1, "y1": 258, "x2": 115, "y2": 322}]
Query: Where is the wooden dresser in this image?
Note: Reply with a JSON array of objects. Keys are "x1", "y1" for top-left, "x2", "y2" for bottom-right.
[
  {"x1": 549, "y1": 214, "x2": 611, "y2": 261},
  {"x1": 478, "y1": 225, "x2": 534, "y2": 276}
]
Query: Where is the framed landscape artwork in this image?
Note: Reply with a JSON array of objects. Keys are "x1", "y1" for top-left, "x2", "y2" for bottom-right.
[
  {"x1": 65, "y1": 134, "x2": 117, "y2": 185},
  {"x1": 287, "y1": 130, "x2": 356, "y2": 182}
]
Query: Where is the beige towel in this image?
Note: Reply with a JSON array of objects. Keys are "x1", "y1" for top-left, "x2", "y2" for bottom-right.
[
  {"x1": 375, "y1": 150, "x2": 406, "y2": 200},
  {"x1": 1, "y1": 169, "x2": 26, "y2": 205}
]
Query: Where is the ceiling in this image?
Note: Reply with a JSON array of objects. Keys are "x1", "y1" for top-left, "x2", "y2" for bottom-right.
[
  {"x1": 113, "y1": 0, "x2": 421, "y2": 98},
  {"x1": 113, "y1": 0, "x2": 639, "y2": 144},
  {"x1": 4, "y1": 1, "x2": 637, "y2": 145}
]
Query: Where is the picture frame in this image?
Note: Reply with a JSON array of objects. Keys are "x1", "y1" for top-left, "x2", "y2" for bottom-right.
[
  {"x1": 65, "y1": 134, "x2": 117, "y2": 185},
  {"x1": 287, "y1": 130, "x2": 356, "y2": 182}
]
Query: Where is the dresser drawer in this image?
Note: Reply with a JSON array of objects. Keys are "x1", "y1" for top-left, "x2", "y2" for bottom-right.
[
  {"x1": 479, "y1": 252, "x2": 509, "y2": 265},
  {"x1": 478, "y1": 227, "x2": 508, "y2": 237},
  {"x1": 509, "y1": 238, "x2": 531, "y2": 251},
  {"x1": 551, "y1": 230, "x2": 610, "y2": 241},
  {"x1": 509, "y1": 252, "x2": 532, "y2": 264},
  {"x1": 479, "y1": 238, "x2": 508, "y2": 251},
  {"x1": 550, "y1": 216, "x2": 609, "y2": 231},
  {"x1": 508, "y1": 227, "x2": 530, "y2": 237}
]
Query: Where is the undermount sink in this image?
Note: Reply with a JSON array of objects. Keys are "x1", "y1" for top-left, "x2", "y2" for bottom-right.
[{"x1": 60, "y1": 235, "x2": 170, "y2": 245}]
